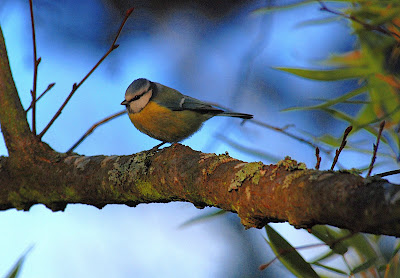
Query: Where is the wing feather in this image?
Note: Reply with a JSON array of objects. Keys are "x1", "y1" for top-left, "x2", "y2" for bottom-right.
[{"x1": 152, "y1": 83, "x2": 223, "y2": 114}]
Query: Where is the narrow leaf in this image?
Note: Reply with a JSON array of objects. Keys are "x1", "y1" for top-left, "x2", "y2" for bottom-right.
[
  {"x1": 325, "y1": 51, "x2": 366, "y2": 67},
  {"x1": 311, "y1": 225, "x2": 348, "y2": 255},
  {"x1": 351, "y1": 257, "x2": 378, "y2": 275},
  {"x1": 346, "y1": 234, "x2": 379, "y2": 260},
  {"x1": 275, "y1": 67, "x2": 372, "y2": 81},
  {"x1": 312, "y1": 262, "x2": 348, "y2": 275},
  {"x1": 179, "y1": 209, "x2": 227, "y2": 228},
  {"x1": 4, "y1": 248, "x2": 32, "y2": 278},
  {"x1": 310, "y1": 249, "x2": 337, "y2": 264},
  {"x1": 321, "y1": 107, "x2": 379, "y2": 136},
  {"x1": 283, "y1": 85, "x2": 367, "y2": 112},
  {"x1": 295, "y1": 16, "x2": 341, "y2": 28},
  {"x1": 265, "y1": 225, "x2": 320, "y2": 278}
]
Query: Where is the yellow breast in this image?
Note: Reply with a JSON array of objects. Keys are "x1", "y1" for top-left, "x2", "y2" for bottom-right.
[{"x1": 128, "y1": 101, "x2": 208, "y2": 142}]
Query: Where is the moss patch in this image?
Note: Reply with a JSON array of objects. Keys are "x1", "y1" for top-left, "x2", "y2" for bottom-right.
[
  {"x1": 107, "y1": 152, "x2": 162, "y2": 202},
  {"x1": 202, "y1": 152, "x2": 237, "y2": 175},
  {"x1": 270, "y1": 156, "x2": 307, "y2": 181},
  {"x1": 229, "y1": 162, "x2": 264, "y2": 192}
]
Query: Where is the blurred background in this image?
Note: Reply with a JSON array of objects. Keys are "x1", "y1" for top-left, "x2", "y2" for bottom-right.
[{"x1": 0, "y1": 0, "x2": 396, "y2": 277}]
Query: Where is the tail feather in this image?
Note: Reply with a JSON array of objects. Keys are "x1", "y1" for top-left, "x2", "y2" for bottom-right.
[{"x1": 218, "y1": 111, "x2": 253, "y2": 119}]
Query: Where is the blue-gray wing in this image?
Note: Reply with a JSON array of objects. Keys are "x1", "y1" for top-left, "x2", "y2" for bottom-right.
[
  {"x1": 177, "y1": 96, "x2": 253, "y2": 119},
  {"x1": 176, "y1": 95, "x2": 224, "y2": 114},
  {"x1": 152, "y1": 83, "x2": 252, "y2": 119},
  {"x1": 152, "y1": 83, "x2": 223, "y2": 114}
]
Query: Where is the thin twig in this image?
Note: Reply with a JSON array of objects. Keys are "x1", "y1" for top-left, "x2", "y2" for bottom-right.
[
  {"x1": 317, "y1": 0, "x2": 400, "y2": 40},
  {"x1": 252, "y1": 118, "x2": 332, "y2": 153},
  {"x1": 315, "y1": 147, "x2": 321, "y2": 170},
  {"x1": 25, "y1": 83, "x2": 55, "y2": 113},
  {"x1": 38, "y1": 7, "x2": 134, "y2": 139},
  {"x1": 367, "y1": 121, "x2": 385, "y2": 177},
  {"x1": 376, "y1": 169, "x2": 400, "y2": 178},
  {"x1": 330, "y1": 126, "x2": 352, "y2": 170},
  {"x1": 29, "y1": 0, "x2": 39, "y2": 135},
  {"x1": 67, "y1": 110, "x2": 127, "y2": 153},
  {"x1": 207, "y1": 102, "x2": 332, "y2": 155}
]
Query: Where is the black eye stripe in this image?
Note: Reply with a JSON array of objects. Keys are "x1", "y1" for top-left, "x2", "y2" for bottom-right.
[
  {"x1": 132, "y1": 94, "x2": 141, "y2": 101},
  {"x1": 128, "y1": 89, "x2": 150, "y2": 103}
]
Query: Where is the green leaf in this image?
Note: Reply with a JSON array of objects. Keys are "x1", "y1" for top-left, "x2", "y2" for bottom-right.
[
  {"x1": 310, "y1": 225, "x2": 348, "y2": 255},
  {"x1": 367, "y1": 75, "x2": 400, "y2": 125},
  {"x1": 274, "y1": 67, "x2": 373, "y2": 81},
  {"x1": 384, "y1": 241, "x2": 400, "y2": 278},
  {"x1": 321, "y1": 107, "x2": 379, "y2": 135},
  {"x1": 325, "y1": 52, "x2": 366, "y2": 68},
  {"x1": 295, "y1": 16, "x2": 341, "y2": 28},
  {"x1": 391, "y1": 239, "x2": 400, "y2": 258},
  {"x1": 312, "y1": 262, "x2": 348, "y2": 276},
  {"x1": 179, "y1": 209, "x2": 227, "y2": 228},
  {"x1": 315, "y1": 134, "x2": 343, "y2": 148},
  {"x1": 299, "y1": 128, "x2": 394, "y2": 160},
  {"x1": 265, "y1": 225, "x2": 320, "y2": 278},
  {"x1": 310, "y1": 98, "x2": 369, "y2": 105},
  {"x1": 369, "y1": 8, "x2": 400, "y2": 26},
  {"x1": 311, "y1": 228, "x2": 378, "y2": 263},
  {"x1": 354, "y1": 103, "x2": 378, "y2": 127},
  {"x1": 345, "y1": 234, "x2": 379, "y2": 260},
  {"x1": 324, "y1": 106, "x2": 390, "y2": 145},
  {"x1": 310, "y1": 249, "x2": 337, "y2": 264},
  {"x1": 4, "y1": 248, "x2": 32, "y2": 278},
  {"x1": 310, "y1": 230, "x2": 380, "y2": 275},
  {"x1": 351, "y1": 257, "x2": 378, "y2": 275},
  {"x1": 283, "y1": 85, "x2": 367, "y2": 112}
]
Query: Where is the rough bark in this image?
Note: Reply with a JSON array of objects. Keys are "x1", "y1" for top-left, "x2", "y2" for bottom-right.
[
  {"x1": 1, "y1": 26, "x2": 400, "y2": 237},
  {"x1": 0, "y1": 146, "x2": 399, "y2": 237}
]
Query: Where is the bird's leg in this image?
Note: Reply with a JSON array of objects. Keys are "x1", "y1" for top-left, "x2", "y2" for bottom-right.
[{"x1": 150, "y1": 141, "x2": 166, "y2": 151}]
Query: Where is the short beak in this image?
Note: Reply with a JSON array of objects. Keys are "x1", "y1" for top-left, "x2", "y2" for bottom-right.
[{"x1": 121, "y1": 100, "x2": 128, "y2": 106}]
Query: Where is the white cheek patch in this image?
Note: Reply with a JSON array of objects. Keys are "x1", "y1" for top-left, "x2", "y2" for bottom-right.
[{"x1": 129, "y1": 91, "x2": 153, "y2": 113}]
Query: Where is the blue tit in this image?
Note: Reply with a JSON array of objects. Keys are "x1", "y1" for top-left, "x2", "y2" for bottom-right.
[{"x1": 121, "y1": 78, "x2": 253, "y2": 147}]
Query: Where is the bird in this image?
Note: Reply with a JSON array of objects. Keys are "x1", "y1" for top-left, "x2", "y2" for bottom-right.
[{"x1": 121, "y1": 78, "x2": 253, "y2": 148}]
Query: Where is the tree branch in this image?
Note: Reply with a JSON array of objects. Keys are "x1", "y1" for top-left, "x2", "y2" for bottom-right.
[
  {"x1": 0, "y1": 144, "x2": 399, "y2": 237},
  {"x1": 29, "y1": 0, "x2": 39, "y2": 135},
  {"x1": 0, "y1": 26, "x2": 36, "y2": 157},
  {"x1": 1, "y1": 15, "x2": 400, "y2": 240}
]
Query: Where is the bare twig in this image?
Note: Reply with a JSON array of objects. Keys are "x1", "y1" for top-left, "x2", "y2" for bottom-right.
[
  {"x1": 25, "y1": 83, "x2": 55, "y2": 113},
  {"x1": 367, "y1": 121, "x2": 385, "y2": 177},
  {"x1": 317, "y1": 0, "x2": 400, "y2": 40},
  {"x1": 259, "y1": 256, "x2": 278, "y2": 271},
  {"x1": 376, "y1": 169, "x2": 400, "y2": 178},
  {"x1": 207, "y1": 102, "x2": 332, "y2": 155},
  {"x1": 330, "y1": 126, "x2": 352, "y2": 170},
  {"x1": 29, "y1": 0, "x2": 39, "y2": 135},
  {"x1": 67, "y1": 110, "x2": 126, "y2": 153},
  {"x1": 252, "y1": 118, "x2": 332, "y2": 153},
  {"x1": 315, "y1": 147, "x2": 321, "y2": 170},
  {"x1": 38, "y1": 7, "x2": 134, "y2": 139}
]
